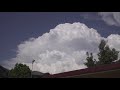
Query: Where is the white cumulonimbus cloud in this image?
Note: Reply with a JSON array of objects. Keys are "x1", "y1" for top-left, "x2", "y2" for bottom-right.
[
  {"x1": 2, "y1": 22, "x2": 120, "y2": 74},
  {"x1": 98, "y1": 12, "x2": 120, "y2": 27}
]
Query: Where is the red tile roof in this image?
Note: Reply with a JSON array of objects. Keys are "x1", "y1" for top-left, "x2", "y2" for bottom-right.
[{"x1": 43, "y1": 62, "x2": 120, "y2": 78}]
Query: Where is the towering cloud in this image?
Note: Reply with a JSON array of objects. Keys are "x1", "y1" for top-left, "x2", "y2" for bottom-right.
[
  {"x1": 98, "y1": 12, "x2": 120, "y2": 27},
  {"x1": 2, "y1": 22, "x2": 120, "y2": 74}
]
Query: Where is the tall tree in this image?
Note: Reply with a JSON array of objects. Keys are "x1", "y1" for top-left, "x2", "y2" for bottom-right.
[
  {"x1": 97, "y1": 39, "x2": 119, "y2": 65},
  {"x1": 85, "y1": 39, "x2": 119, "y2": 68},
  {"x1": 9, "y1": 63, "x2": 31, "y2": 78},
  {"x1": 84, "y1": 52, "x2": 96, "y2": 67}
]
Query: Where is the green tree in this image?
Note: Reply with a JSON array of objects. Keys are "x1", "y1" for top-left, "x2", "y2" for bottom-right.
[
  {"x1": 84, "y1": 52, "x2": 96, "y2": 67},
  {"x1": 9, "y1": 63, "x2": 31, "y2": 78},
  {"x1": 84, "y1": 39, "x2": 119, "y2": 68},
  {"x1": 97, "y1": 39, "x2": 119, "y2": 65}
]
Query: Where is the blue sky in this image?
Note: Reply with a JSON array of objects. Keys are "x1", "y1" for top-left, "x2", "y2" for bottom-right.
[{"x1": 0, "y1": 12, "x2": 120, "y2": 65}]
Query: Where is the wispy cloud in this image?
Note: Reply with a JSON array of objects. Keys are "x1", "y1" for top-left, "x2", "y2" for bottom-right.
[
  {"x1": 98, "y1": 12, "x2": 120, "y2": 27},
  {"x1": 80, "y1": 12, "x2": 101, "y2": 21}
]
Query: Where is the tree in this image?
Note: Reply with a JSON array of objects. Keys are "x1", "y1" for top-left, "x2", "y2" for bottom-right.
[
  {"x1": 84, "y1": 39, "x2": 119, "y2": 68},
  {"x1": 9, "y1": 63, "x2": 31, "y2": 78},
  {"x1": 84, "y1": 52, "x2": 96, "y2": 67},
  {"x1": 97, "y1": 39, "x2": 119, "y2": 65}
]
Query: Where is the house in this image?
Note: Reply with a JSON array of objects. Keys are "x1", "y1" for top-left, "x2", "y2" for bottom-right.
[{"x1": 43, "y1": 62, "x2": 120, "y2": 78}]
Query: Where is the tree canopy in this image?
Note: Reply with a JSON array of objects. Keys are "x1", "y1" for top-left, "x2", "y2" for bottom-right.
[
  {"x1": 9, "y1": 63, "x2": 31, "y2": 78},
  {"x1": 85, "y1": 39, "x2": 119, "y2": 68},
  {"x1": 84, "y1": 52, "x2": 96, "y2": 67}
]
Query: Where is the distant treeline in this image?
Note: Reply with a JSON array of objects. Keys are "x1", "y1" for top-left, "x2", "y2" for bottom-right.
[{"x1": 0, "y1": 65, "x2": 9, "y2": 78}]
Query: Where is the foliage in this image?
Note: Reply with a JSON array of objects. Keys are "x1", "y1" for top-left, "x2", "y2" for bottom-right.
[
  {"x1": 85, "y1": 39, "x2": 119, "y2": 67},
  {"x1": 84, "y1": 52, "x2": 96, "y2": 67},
  {"x1": 9, "y1": 63, "x2": 31, "y2": 78},
  {"x1": 97, "y1": 40, "x2": 119, "y2": 65}
]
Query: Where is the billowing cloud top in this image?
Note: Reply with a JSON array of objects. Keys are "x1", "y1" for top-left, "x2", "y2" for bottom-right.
[{"x1": 2, "y1": 22, "x2": 120, "y2": 74}]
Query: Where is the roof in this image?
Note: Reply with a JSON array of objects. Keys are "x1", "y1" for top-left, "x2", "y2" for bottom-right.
[
  {"x1": 43, "y1": 62, "x2": 120, "y2": 78},
  {"x1": 32, "y1": 71, "x2": 50, "y2": 78},
  {"x1": 32, "y1": 71, "x2": 45, "y2": 76}
]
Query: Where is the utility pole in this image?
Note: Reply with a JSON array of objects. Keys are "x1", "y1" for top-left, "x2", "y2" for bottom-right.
[{"x1": 31, "y1": 59, "x2": 35, "y2": 78}]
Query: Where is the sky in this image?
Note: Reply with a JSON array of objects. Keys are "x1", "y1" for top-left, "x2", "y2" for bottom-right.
[{"x1": 0, "y1": 12, "x2": 120, "y2": 74}]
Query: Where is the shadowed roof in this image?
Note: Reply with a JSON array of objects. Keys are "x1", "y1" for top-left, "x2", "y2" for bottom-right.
[{"x1": 43, "y1": 62, "x2": 120, "y2": 78}]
